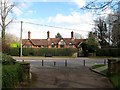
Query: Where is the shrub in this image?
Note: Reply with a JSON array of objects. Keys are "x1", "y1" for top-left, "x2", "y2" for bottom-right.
[
  {"x1": 96, "y1": 48, "x2": 120, "y2": 57},
  {"x1": 8, "y1": 48, "x2": 20, "y2": 56},
  {"x1": 22, "y1": 48, "x2": 35, "y2": 56},
  {"x1": 8, "y1": 48, "x2": 78, "y2": 56},
  {"x1": 109, "y1": 73, "x2": 120, "y2": 89},
  {"x1": 0, "y1": 53, "x2": 16, "y2": 65},
  {"x1": 1, "y1": 54, "x2": 27, "y2": 88},
  {"x1": 2, "y1": 63, "x2": 24, "y2": 88}
]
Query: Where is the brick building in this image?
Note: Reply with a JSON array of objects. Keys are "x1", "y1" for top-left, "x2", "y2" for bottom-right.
[{"x1": 22, "y1": 31, "x2": 86, "y2": 48}]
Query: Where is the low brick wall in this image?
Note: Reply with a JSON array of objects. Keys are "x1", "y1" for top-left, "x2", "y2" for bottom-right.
[
  {"x1": 20, "y1": 62, "x2": 30, "y2": 80},
  {"x1": 108, "y1": 59, "x2": 120, "y2": 75}
]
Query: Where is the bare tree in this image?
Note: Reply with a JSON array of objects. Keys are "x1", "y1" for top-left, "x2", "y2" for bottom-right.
[
  {"x1": 94, "y1": 18, "x2": 109, "y2": 48},
  {"x1": 111, "y1": 14, "x2": 120, "y2": 47},
  {"x1": 74, "y1": 33, "x2": 83, "y2": 39},
  {"x1": 0, "y1": 0, "x2": 15, "y2": 51},
  {"x1": 5, "y1": 33, "x2": 19, "y2": 44}
]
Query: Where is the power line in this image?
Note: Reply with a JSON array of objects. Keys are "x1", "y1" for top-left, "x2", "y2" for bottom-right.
[{"x1": 12, "y1": 21, "x2": 93, "y2": 32}]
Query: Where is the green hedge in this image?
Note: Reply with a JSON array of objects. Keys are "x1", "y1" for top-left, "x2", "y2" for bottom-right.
[
  {"x1": 96, "y1": 48, "x2": 120, "y2": 57},
  {"x1": 1, "y1": 53, "x2": 28, "y2": 88},
  {"x1": 2, "y1": 63, "x2": 24, "y2": 88},
  {"x1": 1, "y1": 53, "x2": 16, "y2": 64},
  {"x1": 7, "y1": 48, "x2": 78, "y2": 56}
]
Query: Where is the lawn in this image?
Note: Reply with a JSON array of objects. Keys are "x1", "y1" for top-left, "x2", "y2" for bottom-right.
[
  {"x1": 91, "y1": 64, "x2": 105, "y2": 69},
  {"x1": 91, "y1": 64, "x2": 120, "y2": 89}
]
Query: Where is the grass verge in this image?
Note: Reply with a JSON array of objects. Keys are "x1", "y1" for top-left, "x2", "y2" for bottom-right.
[
  {"x1": 91, "y1": 64, "x2": 120, "y2": 89},
  {"x1": 91, "y1": 64, "x2": 105, "y2": 69},
  {"x1": 109, "y1": 73, "x2": 120, "y2": 89}
]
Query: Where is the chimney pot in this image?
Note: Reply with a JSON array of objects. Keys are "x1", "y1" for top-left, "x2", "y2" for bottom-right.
[
  {"x1": 28, "y1": 31, "x2": 31, "y2": 39},
  {"x1": 71, "y1": 31, "x2": 74, "y2": 39},
  {"x1": 47, "y1": 31, "x2": 50, "y2": 39}
]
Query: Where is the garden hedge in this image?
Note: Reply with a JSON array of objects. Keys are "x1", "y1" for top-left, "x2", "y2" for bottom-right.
[
  {"x1": 96, "y1": 48, "x2": 120, "y2": 57},
  {"x1": 2, "y1": 63, "x2": 24, "y2": 88},
  {"x1": 1, "y1": 53, "x2": 29, "y2": 88},
  {"x1": 6, "y1": 48, "x2": 78, "y2": 56}
]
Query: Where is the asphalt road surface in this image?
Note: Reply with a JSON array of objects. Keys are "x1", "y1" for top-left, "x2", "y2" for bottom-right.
[
  {"x1": 13, "y1": 57, "x2": 107, "y2": 67},
  {"x1": 13, "y1": 57, "x2": 113, "y2": 88}
]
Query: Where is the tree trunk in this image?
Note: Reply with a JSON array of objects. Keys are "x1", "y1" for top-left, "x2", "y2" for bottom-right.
[{"x1": 2, "y1": 28, "x2": 6, "y2": 52}]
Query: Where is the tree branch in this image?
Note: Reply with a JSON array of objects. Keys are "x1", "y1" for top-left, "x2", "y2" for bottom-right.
[
  {"x1": 5, "y1": 4, "x2": 15, "y2": 19},
  {"x1": 84, "y1": 0, "x2": 113, "y2": 10},
  {"x1": 5, "y1": 19, "x2": 13, "y2": 27},
  {"x1": 0, "y1": 22, "x2": 2, "y2": 27}
]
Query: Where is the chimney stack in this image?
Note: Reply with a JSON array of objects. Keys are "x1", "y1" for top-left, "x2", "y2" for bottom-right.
[
  {"x1": 47, "y1": 31, "x2": 50, "y2": 39},
  {"x1": 71, "y1": 31, "x2": 74, "y2": 39},
  {"x1": 28, "y1": 31, "x2": 31, "y2": 39}
]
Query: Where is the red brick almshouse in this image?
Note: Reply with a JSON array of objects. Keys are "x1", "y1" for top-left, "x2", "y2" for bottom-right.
[{"x1": 22, "y1": 31, "x2": 86, "y2": 48}]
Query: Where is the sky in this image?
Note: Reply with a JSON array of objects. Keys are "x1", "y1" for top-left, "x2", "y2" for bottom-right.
[{"x1": 7, "y1": 0, "x2": 119, "y2": 39}]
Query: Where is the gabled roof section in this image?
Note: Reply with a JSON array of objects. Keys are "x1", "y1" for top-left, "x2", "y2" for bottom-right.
[
  {"x1": 72, "y1": 39, "x2": 86, "y2": 46},
  {"x1": 72, "y1": 39, "x2": 86, "y2": 45},
  {"x1": 63, "y1": 38, "x2": 72, "y2": 44},
  {"x1": 49, "y1": 38, "x2": 61, "y2": 45},
  {"x1": 63, "y1": 38, "x2": 86, "y2": 45},
  {"x1": 22, "y1": 39, "x2": 35, "y2": 46}
]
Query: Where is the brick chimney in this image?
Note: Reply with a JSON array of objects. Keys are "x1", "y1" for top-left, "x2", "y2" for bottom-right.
[
  {"x1": 28, "y1": 31, "x2": 31, "y2": 39},
  {"x1": 71, "y1": 31, "x2": 74, "y2": 39},
  {"x1": 47, "y1": 31, "x2": 50, "y2": 39}
]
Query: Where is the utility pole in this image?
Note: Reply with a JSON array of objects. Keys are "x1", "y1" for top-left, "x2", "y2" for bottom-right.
[{"x1": 20, "y1": 21, "x2": 23, "y2": 57}]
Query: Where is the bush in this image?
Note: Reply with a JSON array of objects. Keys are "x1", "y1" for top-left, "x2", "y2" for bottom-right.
[
  {"x1": 0, "y1": 53, "x2": 16, "y2": 65},
  {"x1": 1, "y1": 54, "x2": 28, "y2": 88},
  {"x1": 109, "y1": 73, "x2": 120, "y2": 89},
  {"x1": 7, "y1": 48, "x2": 78, "y2": 56},
  {"x1": 2, "y1": 63, "x2": 24, "y2": 88},
  {"x1": 7, "y1": 48, "x2": 20, "y2": 56},
  {"x1": 96, "y1": 48, "x2": 120, "y2": 57}
]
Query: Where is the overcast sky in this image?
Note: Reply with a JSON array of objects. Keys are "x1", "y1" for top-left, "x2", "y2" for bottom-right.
[{"x1": 7, "y1": 0, "x2": 118, "y2": 39}]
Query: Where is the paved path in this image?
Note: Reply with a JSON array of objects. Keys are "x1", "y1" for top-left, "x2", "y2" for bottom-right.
[{"x1": 16, "y1": 58, "x2": 113, "y2": 88}]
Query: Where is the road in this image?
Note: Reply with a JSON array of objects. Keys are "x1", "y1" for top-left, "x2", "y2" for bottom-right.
[
  {"x1": 13, "y1": 57, "x2": 107, "y2": 67},
  {"x1": 13, "y1": 57, "x2": 113, "y2": 88}
]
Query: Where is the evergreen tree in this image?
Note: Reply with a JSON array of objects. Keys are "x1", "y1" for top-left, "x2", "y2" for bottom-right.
[{"x1": 55, "y1": 33, "x2": 63, "y2": 38}]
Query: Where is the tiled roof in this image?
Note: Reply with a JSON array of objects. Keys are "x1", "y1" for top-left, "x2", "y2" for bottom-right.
[
  {"x1": 22, "y1": 38, "x2": 86, "y2": 46},
  {"x1": 32, "y1": 39, "x2": 48, "y2": 46},
  {"x1": 48, "y1": 38, "x2": 61, "y2": 45},
  {"x1": 72, "y1": 39, "x2": 86, "y2": 45}
]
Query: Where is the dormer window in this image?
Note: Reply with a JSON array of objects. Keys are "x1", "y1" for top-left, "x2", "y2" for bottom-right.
[
  {"x1": 69, "y1": 42, "x2": 72, "y2": 48},
  {"x1": 59, "y1": 39, "x2": 65, "y2": 48},
  {"x1": 51, "y1": 42, "x2": 54, "y2": 48}
]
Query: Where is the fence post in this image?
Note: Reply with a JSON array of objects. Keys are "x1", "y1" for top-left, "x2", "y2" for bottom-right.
[
  {"x1": 65, "y1": 60, "x2": 67, "y2": 67},
  {"x1": 104, "y1": 59, "x2": 106, "y2": 65},
  {"x1": 83, "y1": 60, "x2": 85, "y2": 67},
  {"x1": 107, "y1": 59, "x2": 111, "y2": 76},
  {"x1": 42, "y1": 60, "x2": 44, "y2": 66},
  {"x1": 22, "y1": 59, "x2": 24, "y2": 62},
  {"x1": 54, "y1": 61, "x2": 56, "y2": 66}
]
